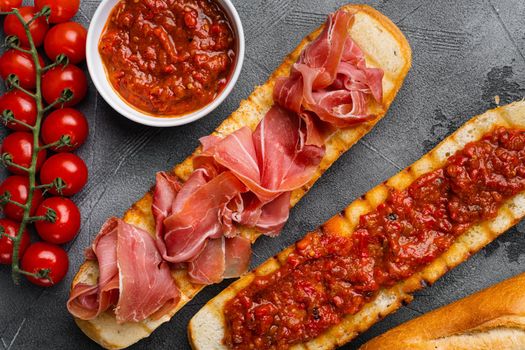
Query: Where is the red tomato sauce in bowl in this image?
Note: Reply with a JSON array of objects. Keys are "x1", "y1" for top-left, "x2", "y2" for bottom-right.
[{"x1": 99, "y1": 0, "x2": 236, "y2": 117}]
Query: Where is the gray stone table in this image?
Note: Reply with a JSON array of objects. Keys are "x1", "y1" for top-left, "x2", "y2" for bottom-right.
[{"x1": 1, "y1": 0, "x2": 525, "y2": 349}]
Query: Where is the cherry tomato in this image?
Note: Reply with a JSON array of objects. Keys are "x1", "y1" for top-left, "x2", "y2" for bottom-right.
[
  {"x1": 0, "y1": 218, "x2": 29, "y2": 264},
  {"x1": 0, "y1": 0, "x2": 22, "y2": 11},
  {"x1": 35, "y1": 197, "x2": 80, "y2": 244},
  {"x1": 35, "y1": 0, "x2": 79, "y2": 24},
  {"x1": 40, "y1": 153, "x2": 87, "y2": 196},
  {"x1": 21, "y1": 242, "x2": 69, "y2": 287},
  {"x1": 0, "y1": 175, "x2": 43, "y2": 221},
  {"x1": 41, "y1": 108, "x2": 88, "y2": 152},
  {"x1": 42, "y1": 64, "x2": 87, "y2": 107},
  {"x1": 0, "y1": 91, "x2": 37, "y2": 131},
  {"x1": 4, "y1": 7, "x2": 49, "y2": 47},
  {"x1": 0, "y1": 50, "x2": 45, "y2": 89},
  {"x1": 44, "y1": 22, "x2": 87, "y2": 64},
  {"x1": 1, "y1": 132, "x2": 47, "y2": 174}
]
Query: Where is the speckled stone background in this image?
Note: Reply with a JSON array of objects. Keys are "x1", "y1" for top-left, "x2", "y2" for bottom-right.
[{"x1": 1, "y1": 0, "x2": 525, "y2": 349}]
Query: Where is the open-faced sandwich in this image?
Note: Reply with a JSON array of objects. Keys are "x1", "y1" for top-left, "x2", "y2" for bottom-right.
[
  {"x1": 189, "y1": 101, "x2": 525, "y2": 349},
  {"x1": 66, "y1": 4, "x2": 411, "y2": 349}
]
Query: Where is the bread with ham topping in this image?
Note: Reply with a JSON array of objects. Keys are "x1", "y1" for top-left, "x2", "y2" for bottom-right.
[
  {"x1": 71, "y1": 4, "x2": 411, "y2": 349},
  {"x1": 188, "y1": 101, "x2": 525, "y2": 350}
]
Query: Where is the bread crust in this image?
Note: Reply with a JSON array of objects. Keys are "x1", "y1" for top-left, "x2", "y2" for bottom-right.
[
  {"x1": 70, "y1": 4, "x2": 412, "y2": 349},
  {"x1": 360, "y1": 273, "x2": 525, "y2": 350},
  {"x1": 187, "y1": 101, "x2": 525, "y2": 350}
]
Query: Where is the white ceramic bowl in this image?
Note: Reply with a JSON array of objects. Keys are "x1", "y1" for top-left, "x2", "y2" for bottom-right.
[{"x1": 86, "y1": 0, "x2": 245, "y2": 127}]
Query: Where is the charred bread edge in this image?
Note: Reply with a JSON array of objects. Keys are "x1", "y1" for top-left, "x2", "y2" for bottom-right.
[
  {"x1": 71, "y1": 4, "x2": 412, "y2": 349},
  {"x1": 360, "y1": 272, "x2": 525, "y2": 349},
  {"x1": 188, "y1": 101, "x2": 525, "y2": 350}
]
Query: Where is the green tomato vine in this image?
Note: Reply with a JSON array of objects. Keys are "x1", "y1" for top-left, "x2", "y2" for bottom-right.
[{"x1": 0, "y1": 6, "x2": 73, "y2": 284}]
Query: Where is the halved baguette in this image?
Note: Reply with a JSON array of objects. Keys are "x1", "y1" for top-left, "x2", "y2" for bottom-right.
[
  {"x1": 360, "y1": 272, "x2": 525, "y2": 350},
  {"x1": 188, "y1": 100, "x2": 525, "y2": 350},
  {"x1": 71, "y1": 4, "x2": 411, "y2": 349}
]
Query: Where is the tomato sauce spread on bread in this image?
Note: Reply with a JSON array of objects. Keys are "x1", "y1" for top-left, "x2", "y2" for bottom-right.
[{"x1": 223, "y1": 127, "x2": 525, "y2": 349}]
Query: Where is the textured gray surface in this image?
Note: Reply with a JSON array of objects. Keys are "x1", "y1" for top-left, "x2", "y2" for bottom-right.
[{"x1": 1, "y1": 0, "x2": 525, "y2": 349}]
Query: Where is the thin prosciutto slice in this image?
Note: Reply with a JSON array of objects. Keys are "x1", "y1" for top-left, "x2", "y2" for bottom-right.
[
  {"x1": 158, "y1": 171, "x2": 246, "y2": 263},
  {"x1": 153, "y1": 108, "x2": 324, "y2": 284},
  {"x1": 187, "y1": 236, "x2": 252, "y2": 284},
  {"x1": 200, "y1": 106, "x2": 324, "y2": 202},
  {"x1": 274, "y1": 10, "x2": 384, "y2": 131},
  {"x1": 67, "y1": 218, "x2": 180, "y2": 324}
]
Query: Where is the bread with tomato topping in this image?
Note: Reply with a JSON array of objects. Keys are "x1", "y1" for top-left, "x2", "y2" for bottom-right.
[
  {"x1": 71, "y1": 4, "x2": 411, "y2": 349},
  {"x1": 188, "y1": 100, "x2": 525, "y2": 349},
  {"x1": 360, "y1": 272, "x2": 525, "y2": 350}
]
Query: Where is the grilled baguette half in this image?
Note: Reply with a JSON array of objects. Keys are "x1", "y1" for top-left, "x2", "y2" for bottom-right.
[
  {"x1": 188, "y1": 101, "x2": 525, "y2": 350},
  {"x1": 360, "y1": 272, "x2": 525, "y2": 350},
  {"x1": 71, "y1": 4, "x2": 411, "y2": 349}
]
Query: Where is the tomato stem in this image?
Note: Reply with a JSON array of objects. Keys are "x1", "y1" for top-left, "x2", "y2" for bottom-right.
[
  {"x1": 0, "y1": 198, "x2": 27, "y2": 209},
  {"x1": 0, "y1": 154, "x2": 30, "y2": 172},
  {"x1": 27, "y1": 6, "x2": 50, "y2": 26},
  {"x1": 34, "y1": 183, "x2": 52, "y2": 190},
  {"x1": 7, "y1": 78, "x2": 36, "y2": 98},
  {"x1": 1, "y1": 109, "x2": 35, "y2": 130},
  {"x1": 38, "y1": 144, "x2": 54, "y2": 150},
  {"x1": 13, "y1": 265, "x2": 51, "y2": 282},
  {"x1": 9, "y1": 45, "x2": 31, "y2": 55},
  {"x1": 3, "y1": 8, "x2": 47, "y2": 284},
  {"x1": 0, "y1": 226, "x2": 11, "y2": 241},
  {"x1": 27, "y1": 215, "x2": 48, "y2": 223},
  {"x1": 42, "y1": 54, "x2": 68, "y2": 72},
  {"x1": 39, "y1": 137, "x2": 66, "y2": 150}
]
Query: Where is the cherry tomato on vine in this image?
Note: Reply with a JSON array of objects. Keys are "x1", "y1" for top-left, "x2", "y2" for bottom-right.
[
  {"x1": 0, "y1": 175, "x2": 43, "y2": 221},
  {"x1": 42, "y1": 64, "x2": 87, "y2": 107},
  {"x1": 44, "y1": 22, "x2": 87, "y2": 64},
  {"x1": 21, "y1": 242, "x2": 69, "y2": 287},
  {"x1": 1, "y1": 132, "x2": 47, "y2": 174},
  {"x1": 0, "y1": 50, "x2": 45, "y2": 89},
  {"x1": 4, "y1": 7, "x2": 49, "y2": 47},
  {"x1": 0, "y1": 0, "x2": 22, "y2": 11},
  {"x1": 0, "y1": 90, "x2": 37, "y2": 131},
  {"x1": 40, "y1": 153, "x2": 88, "y2": 196},
  {"x1": 41, "y1": 108, "x2": 88, "y2": 152},
  {"x1": 0, "y1": 218, "x2": 29, "y2": 264},
  {"x1": 35, "y1": 197, "x2": 80, "y2": 244},
  {"x1": 35, "y1": 0, "x2": 79, "y2": 24}
]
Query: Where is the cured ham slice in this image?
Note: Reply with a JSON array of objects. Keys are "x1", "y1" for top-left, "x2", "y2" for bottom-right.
[
  {"x1": 253, "y1": 106, "x2": 324, "y2": 195},
  {"x1": 223, "y1": 236, "x2": 252, "y2": 278},
  {"x1": 153, "y1": 106, "x2": 324, "y2": 284},
  {"x1": 188, "y1": 238, "x2": 226, "y2": 285},
  {"x1": 157, "y1": 171, "x2": 246, "y2": 263},
  {"x1": 67, "y1": 218, "x2": 180, "y2": 324},
  {"x1": 254, "y1": 191, "x2": 292, "y2": 236},
  {"x1": 187, "y1": 236, "x2": 252, "y2": 284},
  {"x1": 200, "y1": 106, "x2": 324, "y2": 202},
  {"x1": 274, "y1": 10, "x2": 384, "y2": 131},
  {"x1": 152, "y1": 172, "x2": 181, "y2": 237}
]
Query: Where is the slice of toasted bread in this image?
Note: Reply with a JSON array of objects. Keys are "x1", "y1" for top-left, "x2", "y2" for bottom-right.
[
  {"x1": 188, "y1": 101, "x2": 525, "y2": 350},
  {"x1": 359, "y1": 272, "x2": 525, "y2": 350},
  {"x1": 71, "y1": 4, "x2": 411, "y2": 349}
]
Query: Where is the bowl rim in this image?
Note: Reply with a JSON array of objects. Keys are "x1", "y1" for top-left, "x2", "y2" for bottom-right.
[{"x1": 86, "y1": 0, "x2": 245, "y2": 127}]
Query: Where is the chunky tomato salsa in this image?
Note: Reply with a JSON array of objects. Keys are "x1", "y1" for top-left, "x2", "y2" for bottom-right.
[
  {"x1": 224, "y1": 127, "x2": 525, "y2": 349},
  {"x1": 99, "y1": 0, "x2": 236, "y2": 116}
]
